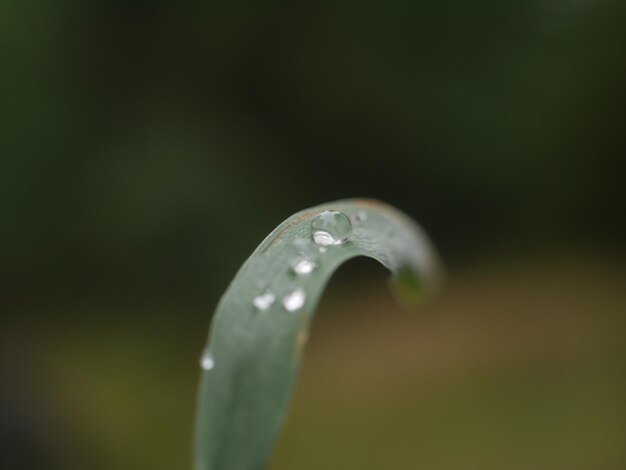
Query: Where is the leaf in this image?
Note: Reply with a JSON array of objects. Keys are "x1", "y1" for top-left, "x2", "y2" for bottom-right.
[{"x1": 193, "y1": 199, "x2": 441, "y2": 469}]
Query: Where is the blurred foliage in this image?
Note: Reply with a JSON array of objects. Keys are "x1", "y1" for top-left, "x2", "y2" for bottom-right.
[
  {"x1": 1, "y1": 0, "x2": 625, "y2": 308},
  {"x1": 1, "y1": 1, "x2": 625, "y2": 469},
  {"x1": 3, "y1": 256, "x2": 625, "y2": 469}
]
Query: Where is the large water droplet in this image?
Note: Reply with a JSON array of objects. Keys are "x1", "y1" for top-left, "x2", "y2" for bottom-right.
[
  {"x1": 311, "y1": 210, "x2": 352, "y2": 246},
  {"x1": 253, "y1": 290, "x2": 275, "y2": 311},
  {"x1": 283, "y1": 288, "x2": 306, "y2": 312},
  {"x1": 200, "y1": 351, "x2": 215, "y2": 370}
]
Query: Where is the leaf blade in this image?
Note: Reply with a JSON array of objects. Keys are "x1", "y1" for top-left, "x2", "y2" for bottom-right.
[{"x1": 194, "y1": 199, "x2": 441, "y2": 469}]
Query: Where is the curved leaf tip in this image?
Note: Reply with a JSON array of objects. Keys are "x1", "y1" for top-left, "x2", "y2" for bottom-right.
[{"x1": 194, "y1": 198, "x2": 442, "y2": 470}]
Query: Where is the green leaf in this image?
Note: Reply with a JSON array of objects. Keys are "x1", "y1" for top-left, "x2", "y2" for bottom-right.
[{"x1": 193, "y1": 199, "x2": 441, "y2": 469}]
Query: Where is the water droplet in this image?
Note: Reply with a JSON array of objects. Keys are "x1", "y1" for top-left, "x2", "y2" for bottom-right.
[
  {"x1": 291, "y1": 255, "x2": 317, "y2": 275},
  {"x1": 283, "y1": 288, "x2": 306, "y2": 312},
  {"x1": 253, "y1": 290, "x2": 275, "y2": 311},
  {"x1": 312, "y1": 231, "x2": 334, "y2": 246},
  {"x1": 200, "y1": 351, "x2": 215, "y2": 370},
  {"x1": 351, "y1": 210, "x2": 368, "y2": 224},
  {"x1": 311, "y1": 210, "x2": 352, "y2": 246}
]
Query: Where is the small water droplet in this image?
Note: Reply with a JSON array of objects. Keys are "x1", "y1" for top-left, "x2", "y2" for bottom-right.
[
  {"x1": 292, "y1": 256, "x2": 317, "y2": 275},
  {"x1": 200, "y1": 351, "x2": 215, "y2": 370},
  {"x1": 253, "y1": 290, "x2": 275, "y2": 311},
  {"x1": 351, "y1": 210, "x2": 368, "y2": 224},
  {"x1": 283, "y1": 288, "x2": 306, "y2": 312},
  {"x1": 311, "y1": 210, "x2": 352, "y2": 246}
]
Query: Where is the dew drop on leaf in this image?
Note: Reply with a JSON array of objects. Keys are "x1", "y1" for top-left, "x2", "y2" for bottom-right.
[
  {"x1": 282, "y1": 288, "x2": 306, "y2": 312},
  {"x1": 253, "y1": 290, "x2": 276, "y2": 311},
  {"x1": 291, "y1": 256, "x2": 317, "y2": 275},
  {"x1": 200, "y1": 351, "x2": 215, "y2": 370},
  {"x1": 311, "y1": 210, "x2": 352, "y2": 246},
  {"x1": 351, "y1": 210, "x2": 368, "y2": 224}
]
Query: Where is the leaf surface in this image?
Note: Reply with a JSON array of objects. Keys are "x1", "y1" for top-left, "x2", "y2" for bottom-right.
[{"x1": 194, "y1": 199, "x2": 441, "y2": 469}]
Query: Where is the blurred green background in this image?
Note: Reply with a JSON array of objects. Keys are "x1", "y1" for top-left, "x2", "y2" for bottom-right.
[{"x1": 1, "y1": 2, "x2": 625, "y2": 469}]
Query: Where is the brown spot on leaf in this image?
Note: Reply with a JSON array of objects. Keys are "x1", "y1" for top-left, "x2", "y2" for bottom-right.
[{"x1": 261, "y1": 211, "x2": 316, "y2": 254}]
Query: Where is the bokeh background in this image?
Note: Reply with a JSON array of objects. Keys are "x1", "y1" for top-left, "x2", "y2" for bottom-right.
[{"x1": 2, "y1": 2, "x2": 625, "y2": 469}]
